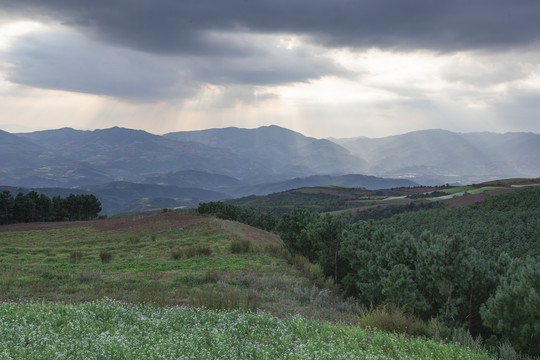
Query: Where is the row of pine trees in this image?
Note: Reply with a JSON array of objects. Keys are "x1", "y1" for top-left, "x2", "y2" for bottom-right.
[{"x1": 0, "y1": 191, "x2": 102, "y2": 224}]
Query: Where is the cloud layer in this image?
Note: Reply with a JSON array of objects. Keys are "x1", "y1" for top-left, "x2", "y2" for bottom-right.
[
  {"x1": 4, "y1": 0, "x2": 540, "y2": 53},
  {"x1": 0, "y1": 0, "x2": 539, "y2": 137}
]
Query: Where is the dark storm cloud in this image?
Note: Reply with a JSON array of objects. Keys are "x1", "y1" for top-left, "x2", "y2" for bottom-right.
[
  {"x1": 2, "y1": 0, "x2": 540, "y2": 54},
  {"x1": 3, "y1": 31, "x2": 189, "y2": 100},
  {"x1": 2, "y1": 29, "x2": 341, "y2": 100}
]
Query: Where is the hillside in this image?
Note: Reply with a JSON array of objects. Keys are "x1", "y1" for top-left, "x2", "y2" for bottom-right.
[
  {"x1": 137, "y1": 169, "x2": 245, "y2": 190},
  {"x1": 165, "y1": 125, "x2": 368, "y2": 178},
  {"x1": 225, "y1": 174, "x2": 418, "y2": 198},
  {"x1": 0, "y1": 211, "x2": 362, "y2": 325},
  {"x1": 3, "y1": 125, "x2": 539, "y2": 215},
  {"x1": 0, "y1": 211, "x2": 499, "y2": 359},
  {"x1": 16, "y1": 127, "x2": 264, "y2": 182},
  {"x1": 333, "y1": 129, "x2": 540, "y2": 183}
]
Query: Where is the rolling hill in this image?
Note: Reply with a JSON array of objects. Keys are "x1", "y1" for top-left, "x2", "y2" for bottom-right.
[
  {"x1": 224, "y1": 174, "x2": 418, "y2": 198},
  {"x1": 165, "y1": 125, "x2": 368, "y2": 178},
  {"x1": 16, "y1": 127, "x2": 265, "y2": 181},
  {"x1": 333, "y1": 129, "x2": 540, "y2": 183}
]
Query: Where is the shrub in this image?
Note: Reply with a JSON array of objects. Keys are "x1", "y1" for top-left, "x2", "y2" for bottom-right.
[
  {"x1": 69, "y1": 251, "x2": 83, "y2": 263},
  {"x1": 171, "y1": 245, "x2": 212, "y2": 260},
  {"x1": 230, "y1": 240, "x2": 252, "y2": 254},
  {"x1": 263, "y1": 243, "x2": 289, "y2": 259},
  {"x1": 308, "y1": 263, "x2": 323, "y2": 281},
  {"x1": 128, "y1": 236, "x2": 140, "y2": 244},
  {"x1": 360, "y1": 305, "x2": 430, "y2": 337},
  {"x1": 99, "y1": 250, "x2": 112, "y2": 264},
  {"x1": 204, "y1": 270, "x2": 219, "y2": 283},
  {"x1": 196, "y1": 245, "x2": 212, "y2": 257}
]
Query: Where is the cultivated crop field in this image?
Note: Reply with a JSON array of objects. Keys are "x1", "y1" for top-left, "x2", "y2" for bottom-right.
[{"x1": 0, "y1": 299, "x2": 494, "y2": 360}]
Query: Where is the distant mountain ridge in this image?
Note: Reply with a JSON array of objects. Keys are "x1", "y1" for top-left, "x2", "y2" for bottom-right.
[
  {"x1": 224, "y1": 174, "x2": 418, "y2": 198},
  {"x1": 332, "y1": 129, "x2": 540, "y2": 184},
  {"x1": 165, "y1": 125, "x2": 368, "y2": 178},
  {"x1": 1, "y1": 125, "x2": 539, "y2": 214}
]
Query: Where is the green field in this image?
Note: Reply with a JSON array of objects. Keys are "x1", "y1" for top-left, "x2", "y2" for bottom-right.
[
  {"x1": 0, "y1": 213, "x2": 314, "y2": 314},
  {"x1": 0, "y1": 211, "x2": 518, "y2": 359},
  {"x1": 0, "y1": 300, "x2": 494, "y2": 360},
  {"x1": 0, "y1": 212, "x2": 377, "y2": 327}
]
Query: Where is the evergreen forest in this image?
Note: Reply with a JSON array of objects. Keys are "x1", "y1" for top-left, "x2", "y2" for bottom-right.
[
  {"x1": 199, "y1": 186, "x2": 540, "y2": 356},
  {"x1": 0, "y1": 191, "x2": 102, "y2": 224}
]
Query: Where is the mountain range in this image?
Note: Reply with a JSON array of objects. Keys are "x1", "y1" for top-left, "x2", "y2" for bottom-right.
[{"x1": 1, "y1": 125, "x2": 539, "y2": 214}]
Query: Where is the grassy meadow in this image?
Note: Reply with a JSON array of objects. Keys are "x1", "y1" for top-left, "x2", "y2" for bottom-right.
[
  {"x1": 0, "y1": 211, "x2": 502, "y2": 359},
  {"x1": 0, "y1": 213, "x2": 318, "y2": 315},
  {"x1": 0, "y1": 299, "x2": 494, "y2": 360}
]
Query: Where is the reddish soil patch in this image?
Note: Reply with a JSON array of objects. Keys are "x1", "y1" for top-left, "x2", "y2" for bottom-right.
[{"x1": 0, "y1": 212, "x2": 208, "y2": 233}]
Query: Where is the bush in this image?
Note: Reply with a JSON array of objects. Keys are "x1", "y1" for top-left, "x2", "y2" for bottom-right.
[
  {"x1": 230, "y1": 240, "x2": 252, "y2": 254},
  {"x1": 308, "y1": 263, "x2": 323, "y2": 281},
  {"x1": 99, "y1": 250, "x2": 112, "y2": 264},
  {"x1": 197, "y1": 245, "x2": 212, "y2": 257},
  {"x1": 69, "y1": 251, "x2": 83, "y2": 263},
  {"x1": 360, "y1": 305, "x2": 430, "y2": 337},
  {"x1": 171, "y1": 245, "x2": 212, "y2": 260},
  {"x1": 204, "y1": 270, "x2": 219, "y2": 283},
  {"x1": 263, "y1": 243, "x2": 289, "y2": 259},
  {"x1": 128, "y1": 236, "x2": 140, "y2": 244}
]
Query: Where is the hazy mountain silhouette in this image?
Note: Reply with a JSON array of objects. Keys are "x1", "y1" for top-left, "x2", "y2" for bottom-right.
[
  {"x1": 137, "y1": 170, "x2": 244, "y2": 190},
  {"x1": 16, "y1": 126, "x2": 267, "y2": 182},
  {"x1": 165, "y1": 125, "x2": 368, "y2": 176},
  {"x1": 0, "y1": 130, "x2": 62, "y2": 168},
  {"x1": 333, "y1": 129, "x2": 540, "y2": 183},
  {"x1": 224, "y1": 174, "x2": 418, "y2": 198},
  {"x1": 2, "y1": 125, "x2": 539, "y2": 214}
]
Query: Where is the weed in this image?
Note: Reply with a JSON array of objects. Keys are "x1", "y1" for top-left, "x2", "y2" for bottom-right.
[
  {"x1": 451, "y1": 327, "x2": 483, "y2": 352},
  {"x1": 308, "y1": 263, "x2": 323, "y2": 281},
  {"x1": 128, "y1": 236, "x2": 140, "y2": 244},
  {"x1": 263, "y1": 243, "x2": 288, "y2": 259},
  {"x1": 230, "y1": 239, "x2": 251, "y2": 253},
  {"x1": 171, "y1": 245, "x2": 212, "y2": 260},
  {"x1": 99, "y1": 250, "x2": 112, "y2": 264},
  {"x1": 203, "y1": 270, "x2": 219, "y2": 283},
  {"x1": 69, "y1": 251, "x2": 83, "y2": 263},
  {"x1": 80, "y1": 269, "x2": 103, "y2": 282},
  {"x1": 360, "y1": 305, "x2": 431, "y2": 337},
  {"x1": 292, "y1": 254, "x2": 324, "y2": 283}
]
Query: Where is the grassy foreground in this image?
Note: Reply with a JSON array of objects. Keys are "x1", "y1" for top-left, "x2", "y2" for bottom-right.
[{"x1": 0, "y1": 299, "x2": 494, "y2": 360}]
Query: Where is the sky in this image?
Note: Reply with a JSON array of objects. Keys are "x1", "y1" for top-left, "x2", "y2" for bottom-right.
[{"x1": 0, "y1": 0, "x2": 539, "y2": 139}]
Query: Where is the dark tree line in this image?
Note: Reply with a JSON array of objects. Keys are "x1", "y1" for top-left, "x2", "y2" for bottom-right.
[
  {"x1": 0, "y1": 191, "x2": 102, "y2": 225},
  {"x1": 274, "y1": 188, "x2": 540, "y2": 356},
  {"x1": 197, "y1": 201, "x2": 278, "y2": 231}
]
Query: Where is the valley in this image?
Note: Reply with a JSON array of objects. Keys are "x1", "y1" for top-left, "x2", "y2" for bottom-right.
[{"x1": 1, "y1": 125, "x2": 539, "y2": 358}]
